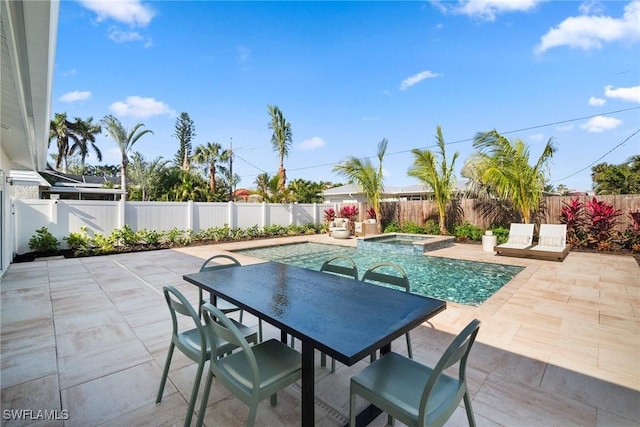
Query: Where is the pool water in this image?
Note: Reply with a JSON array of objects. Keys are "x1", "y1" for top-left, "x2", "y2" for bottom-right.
[
  {"x1": 366, "y1": 235, "x2": 431, "y2": 246},
  {"x1": 234, "y1": 242, "x2": 523, "y2": 306}
]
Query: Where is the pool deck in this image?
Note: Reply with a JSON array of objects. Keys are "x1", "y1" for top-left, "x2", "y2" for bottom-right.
[{"x1": 1, "y1": 234, "x2": 638, "y2": 426}]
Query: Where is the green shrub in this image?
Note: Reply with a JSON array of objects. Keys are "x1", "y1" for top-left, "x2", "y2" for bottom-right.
[
  {"x1": 112, "y1": 225, "x2": 140, "y2": 246},
  {"x1": 384, "y1": 222, "x2": 401, "y2": 233},
  {"x1": 29, "y1": 227, "x2": 60, "y2": 254},
  {"x1": 64, "y1": 226, "x2": 93, "y2": 255},
  {"x1": 490, "y1": 226, "x2": 510, "y2": 244},
  {"x1": 139, "y1": 229, "x2": 162, "y2": 246},
  {"x1": 93, "y1": 233, "x2": 114, "y2": 254},
  {"x1": 453, "y1": 222, "x2": 484, "y2": 242},
  {"x1": 164, "y1": 227, "x2": 184, "y2": 245},
  {"x1": 422, "y1": 220, "x2": 440, "y2": 235},
  {"x1": 401, "y1": 222, "x2": 425, "y2": 234}
]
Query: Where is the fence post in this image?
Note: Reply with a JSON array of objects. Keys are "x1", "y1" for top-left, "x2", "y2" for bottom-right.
[
  {"x1": 261, "y1": 202, "x2": 267, "y2": 228},
  {"x1": 228, "y1": 201, "x2": 235, "y2": 229},
  {"x1": 313, "y1": 203, "x2": 318, "y2": 224},
  {"x1": 187, "y1": 201, "x2": 194, "y2": 231},
  {"x1": 118, "y1": 198, "x2": 125, "y2": 229},
  {"x1": 289, "y1": 203, "x2": 294, "y2": 225}
]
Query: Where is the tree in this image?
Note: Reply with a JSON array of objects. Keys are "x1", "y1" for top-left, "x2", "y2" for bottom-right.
[
  {"x1": 173, "y1": 112, "x2": 196, "y2": 171},
  {"x1": 288, "y1": 179, "x2": 325, "y2": 203},
  {"x1": 592, "y1": 156, "x2": 640, "y2": 195},
  {"x1": 470, "y1": 129, "x2": 556, "y2": 224},
  {"x1": 193, "y1": 141, "x2": 230, "y2": 195},
  {"x1": 333, "y1": 139, "x2": 388, "y2": 232},
  {"x1": 408, "y1": 126, "x2": 459, "y2": 235},
  {"x1": 267, "y1": 105, "x2": 292, "y2": 191},
  {"x1": 101, "y1": 115, "x2": 153, "y2": 201},
  {"x1": 69, "y1": 117, "x2": 102, "y2": 174},
  {"x1": 48, "y1": 112, "x2": 79, "y2": 172},
  {"x1": 128, "y1": 152, "x2": 169, "y2": 201}
]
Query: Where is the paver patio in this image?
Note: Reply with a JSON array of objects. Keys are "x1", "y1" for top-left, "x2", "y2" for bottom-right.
[{"x1": 1, "y1": 234, "x2": 638, "y2": 426}]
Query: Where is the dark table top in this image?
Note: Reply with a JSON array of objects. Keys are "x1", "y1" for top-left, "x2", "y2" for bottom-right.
[{"x1": 183, "y1": 261, "x2": 446, "y2": 365}]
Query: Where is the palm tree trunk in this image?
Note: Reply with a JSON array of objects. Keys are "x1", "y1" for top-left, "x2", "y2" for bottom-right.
[
  {"x1": 121, "y1": 157, "x2": 128, "y2": 201},
  {"x1": 209, "y1": 163, "x2": 216, "y2": 194}
]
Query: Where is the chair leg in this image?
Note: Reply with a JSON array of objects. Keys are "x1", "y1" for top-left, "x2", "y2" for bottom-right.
[
  {"x1": 185, "y1": 360, "x2": 205, "y2": 427},
  {"x1": 387, "y1": 414, "x2": 395, "y2": 426},
  {"x1": 331, "y1": 357, "x2": 336, "y2": 373},
  {"x1": 156, "y1": 343, "x2": 175, "y2": 404},
  {"x1": 463, "y1": 391, "x2": 477, "y2": 427},
  {"x1": 195, "y1": 371, "x2": 215, "y2": 427},
  {"x1": 320, "y1": 351, "x2": 326, "y2": 367},
  {"x1": 246, "y1": 405, "x2": 258, "y2": 427},
  {"x1": 258, "y1": 319, "x2": 263, "y2": 343},
  {"x1": 239, "y1": 309, "x2": 244, "y2": 323},
  {"x1": 198, "y1": 289, "x2": 204, "y2": 318},
  {"x1": 349, "y1": 389, "x2": 357, "y2": 427},
  {"x1": 270, "y1": 393, "x2": 277, "y2": 406},
  {"x1": 405, "y1": 331, "x2": 413, "y2": 359}
]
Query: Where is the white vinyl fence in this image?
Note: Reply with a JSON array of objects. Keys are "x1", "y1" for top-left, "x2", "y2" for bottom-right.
[{"x1": 13, "y1": 199, "x2": 334, "y2": 254}]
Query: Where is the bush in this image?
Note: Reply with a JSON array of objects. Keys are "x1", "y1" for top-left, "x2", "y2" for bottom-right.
[
  {"x1": 490, "y1": 226, "x2": 510, "y2": 244},
  {"x1": 453, "y1": 222, "x2": 483, "y2": 242},
  {"x1": 384, "y1": 222, "x2": 401, "y2": 233},
  {"x1": 29, "y1": 227, "x2": 60, "y2": 254},
  {"x1": 64, "y1": 226, "x2": 93, "y2": 255}
]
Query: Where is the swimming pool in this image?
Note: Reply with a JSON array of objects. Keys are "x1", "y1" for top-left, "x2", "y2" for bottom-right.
[{"x1": 233, "y1": 242, "x2": 523, "y2": 306}]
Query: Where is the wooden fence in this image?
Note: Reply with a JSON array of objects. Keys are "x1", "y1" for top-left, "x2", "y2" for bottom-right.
[{"x1": 345, "y1": 195, "x2": 640, "y2": 233}]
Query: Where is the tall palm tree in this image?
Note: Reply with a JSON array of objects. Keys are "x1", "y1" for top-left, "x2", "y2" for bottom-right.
[
  {"x1": 408, "y1": 126, "x2": 459, "y2": 235},
  {"x1": 101, "y1": 115, "x2": 153, "y2": 201},
  {"x1": 48, "y1": 112, "x2": 79, "y2": 172},
  {"x1": 267, "y1": 105, "x2": 292, "y2": 191},
  {"x1": 333, "y1": 139, "x2": 388, "y2": 232},
  {"x1": 193, "y1": 142, "x2": 230, "y2": 195},
  {"x1": 69, "y1": 117, "x2": 102, "y2": 174},
  {"x1": 471, "y1": 129, "x2": 556, "y2": 224}
]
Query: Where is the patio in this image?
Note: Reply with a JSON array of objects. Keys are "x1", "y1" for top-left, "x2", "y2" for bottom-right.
[{"x1": 1, "y1": 234, "x2": 638, "y2": 426}]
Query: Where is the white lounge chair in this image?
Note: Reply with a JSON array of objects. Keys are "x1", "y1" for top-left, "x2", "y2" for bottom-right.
[
  {"x1": 529, "y1": 224, "x2": 568, "y2": 261},
  {"x1": 494, "y1": 223, "x2": 534, "y2": 257}
]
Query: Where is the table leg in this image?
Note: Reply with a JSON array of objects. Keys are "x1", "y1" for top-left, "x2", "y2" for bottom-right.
[{"x1": 301, "y1": 340, "x2": 315, "y2": 427}]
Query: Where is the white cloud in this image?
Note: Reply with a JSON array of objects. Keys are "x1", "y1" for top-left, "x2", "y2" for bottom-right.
[
  {"x1": 535, "y1": 0, "x2": 640, "y2": 54},
  {"x1": 59, "y1": 90, "x2": 91, "y2": 103},
  {"x1": 298, "y1": 137, "x2": 326, "y2": 150},
  {"x1": 109, "y1": 96, "x2": 175, "y2": 119},
  {"x1": 556, "y1": 124, "x2": 575, "y2": 132},
  {"x1": 107, "y1": 27, "x2": 152, "y2": 47},
  {"x1": 579, "y1": 1, "x2": 604, "y2": 15},
  {"x1": 61, "y1": 69, "x2": 77, "y2": 77},
  {"x1": 529, "y1": 133, "x2": 545, "y2": 142},
  {"x1": 78, "y1": 0, "x2": 156, "y2": 27},
  {"x1": 604, "y1": 84, "x2": 640, "y2": 103},
  {"x1": 588, "y1": 96, "x2": 606, "y2": 106},
  {"x1": 433, "y1": 0, "x2": 541, "y2": 21},
  {"x1": 400, "y1": 70, "x2": 440, "y2": 91},
  {"x1": 579, "y1": 115, "x2": 622, "y2": 132}
]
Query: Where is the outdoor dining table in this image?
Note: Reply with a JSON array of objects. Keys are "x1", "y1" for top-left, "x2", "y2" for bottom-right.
[{"x1": 183, "y1": 261, "x2": 446, "y2": 427}]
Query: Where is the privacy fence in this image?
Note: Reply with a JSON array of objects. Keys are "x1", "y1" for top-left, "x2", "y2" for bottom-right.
[{"x1": 13, "y1": 195, "x2": 640, "y2": 255}]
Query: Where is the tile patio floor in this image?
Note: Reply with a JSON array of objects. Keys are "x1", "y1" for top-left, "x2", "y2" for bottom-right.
[{"x1": 1, "y1": 234, "x2": 638, "y2": 426}]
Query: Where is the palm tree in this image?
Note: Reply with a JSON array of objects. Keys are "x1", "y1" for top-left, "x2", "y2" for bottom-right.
[
  {"x1": 101, "y1": 115, "x2": 153, "y2": 201},
  {"x1": 471, "y1": 129, "x2": 556, "y2": 224},
  {"x1": 69, "y1": 117, "x2": 102, "y2": 174},
  {"x1": 267, "y1": 105, "x2": 292, "y2": 191},
  {"x1": 408, "y1": 126, "x2": 459, "y2": 235},
  {"x1": 48, "y1": 112, "x2": 79, "y2": 172},
  {"x1": 128, "y1": 151, "x2": 169, "y2": 201},
  {"x1": 193, "y1": 142, "x2": 230, "y2": 195},
  {"x1": 333, "y1": 139, "x2": 388, "y2": 232}
]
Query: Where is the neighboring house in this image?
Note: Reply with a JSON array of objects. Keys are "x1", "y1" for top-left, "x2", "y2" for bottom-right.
[
  {"x1": 8, "y1": 170, "x2": 125, "y2": 201},
  {"x1": 1, "y1": 0, "x2": 59, "y2": 274},
  {"x1": 322, "y1": 182, "x2": 467, "y2": 204}
]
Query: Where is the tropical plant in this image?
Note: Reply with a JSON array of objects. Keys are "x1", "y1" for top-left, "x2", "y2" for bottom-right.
[
  {"x1": 585, "y1": 197, "x2": 621, "y2": 250},
  {"x1": 591, "y1": 155, "x2": 640, "y2": 195},
  {"x1": 101, "y1": 115, "x2": 153, "y2": 201},
  {"x1": 193, "y1": 141, "x2": 230, "y2": 195},
  {"x1": 339, "y1": 205, "x2": 359, "y2": 221},
  {"x1": 288, "y1": 179, "x2": 325, "y2": 203},
  {"x1": 622, "y1": 210, "x2": 640, "y2": 252},
  {"x1": 323, "y1": 208, "x2": 336, "y2": 222},
  {"x1": 170, "y1": 170, "x2": 207, "y2": 201},
  {"x1": 408, "y1": 125, "x2": 459, "y2": 235},
  {"x1": 469, "y1": 129, "x2": 556, "y2": 224},
  {"x1": 267, "y1": 105, "x2": 293, "y2": 191},
  {"x1": 64, "y1": 226, "x2": 93, "y2": 255},
  {"x1": 28, "y1": 227, "x2": 60, "y2": 254},
  {"x1": 452, "y1": 222, "x2": 484, "y2": 242},
  {"x1": 559, "y1": 198, "x2": 588, "y2": 248},
  {"x1": 366, "y1": 207, "x2": 376, "y2": 220},
  {"x1": 68, "y1": 116, "x2": 102, "y2": 173},
  {"x1": 49, "y1": 112, "x2": 79, "y2": 172},
  {"x1": 333, "y1": 138, "x2": 388, "y2": 232},
  {"x1": 128, "y1": 152, "x2": 169, "y2": 201}
]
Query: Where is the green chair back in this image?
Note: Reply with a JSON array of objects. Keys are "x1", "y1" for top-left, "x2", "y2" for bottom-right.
[{"x1": 320, "y1": 255, "x2": 359, "y2": 279}]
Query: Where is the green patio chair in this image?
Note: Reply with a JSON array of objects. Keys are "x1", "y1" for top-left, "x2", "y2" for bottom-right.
[
  {"x1": 362, "y1": 262, "x2": 413, "y2": 360},
  {"x1": 349, "y1": 319, "x2": 481, "y2": 427},
  {"x1": 156, "y1": 285, "x2": 257, "y2": 427},
  {"x1": 196, "y1": 303, "x2": 302, "y2": 427},
  {"x1": 198, "y1": 254, "x2": 263, "y2": 342}
]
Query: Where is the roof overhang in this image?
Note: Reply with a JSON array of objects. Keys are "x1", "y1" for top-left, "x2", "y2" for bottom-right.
[{"x1": 1, "y1": 0, "x2": 59, "y2": 171}]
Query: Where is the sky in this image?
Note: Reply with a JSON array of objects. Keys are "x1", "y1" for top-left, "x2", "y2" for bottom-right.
[{"x1": 51, "y1": 0, "x2": 640, "y2": 192}]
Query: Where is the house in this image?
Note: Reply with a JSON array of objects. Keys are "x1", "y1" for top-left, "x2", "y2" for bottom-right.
[
  {"x1": 322, "y1": 182, "x2": 467, "y2": 204},
  {"x1": 1, "y1": 0, "x2": 59, "y2": 274}
]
